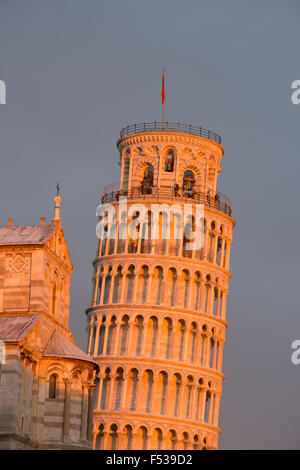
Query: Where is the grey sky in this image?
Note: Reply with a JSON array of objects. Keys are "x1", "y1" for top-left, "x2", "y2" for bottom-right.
[{"x1": 0, "y1": 0, "x2": 299, "y2": 449}]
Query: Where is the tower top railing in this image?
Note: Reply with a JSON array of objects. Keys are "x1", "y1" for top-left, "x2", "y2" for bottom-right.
[
  {"x1": 101, "y1": 184, "x2": 232, "y2": 216},
  {"x1": 119, "y1": 121, "x2": 222, "y2": 144}
]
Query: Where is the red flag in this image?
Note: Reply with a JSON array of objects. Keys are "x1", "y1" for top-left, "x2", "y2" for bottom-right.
[{"x1": 161, "y1": 69, "x2": 165, "y2": 104}]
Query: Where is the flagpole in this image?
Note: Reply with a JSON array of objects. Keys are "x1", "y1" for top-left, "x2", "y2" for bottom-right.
[{"x1": 162, "y1": 68, "x2": 165, "y2": 128}]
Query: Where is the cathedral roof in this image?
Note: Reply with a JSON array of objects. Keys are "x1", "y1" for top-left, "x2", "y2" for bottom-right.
[
  {"x1": 0, "y1": 314, "x2": 39, "y2": 341},
  {"x1": 0, "y1": 224, "x2": 57, "y2": 245},
  {"x1": 42, "y1": 331, "x2": 98, "y2": 367}
]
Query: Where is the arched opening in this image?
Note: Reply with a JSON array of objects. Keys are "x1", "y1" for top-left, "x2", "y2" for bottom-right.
[
  {"x1": 182, "y1": 432, "x2": 189, "y2": 450},
  {"x1": 120, "y1": 315, "x2": 129, "y2": 355},
  {"x1": 182, "y1": 170, "x2": 195, "y2": 197},
  {"x1": 160, "y1": 317, "x2": 172, "y2": 359},
  {"x1": 158, "y1": 371, "x2": 168, "y2": 415},
  {"x1": 152, "y1": 428, "x2": 163, "y2": 450},
  {"x1": 112, "y1": 266, "x2": 123, "y2": 303},
  {"x1": 185, "y1": 376, "x2": 194, "y2": 419},
  {"x1": 194, "y1": 272, "x2": 201, "y2": 311},
  {"x1": 182, "y1": 215, "x2": 194, "y2": 258},
  {"x1": 189, "y1": 322, "x2": 197, "y2": 363},
  {"x1": 141, "y1": 165, "x2": 154, "y2": 194},
  {"x1": 100, "y1": 368, "x2": 111, "y2": 409},
  {"x1": 204, "y1": 390, "x2": 211, "y2": 423},
  {"x1": 124, "y1": 425, "x2": 133, "y2": 450},
  {"x1": 173, "y1": 373, "x2": 182, "y2": 417},
  {"x1": 106, "y1": 316, "x2": 116, "y2": 355},
  {"x1": 177, "y1": 320, "x2": 186, "y2": 361},
  {"x1": 49, "y1": 374, "x2": 57, "y2": 399},
  {"x1": 103, "y1": 266, "x2": 112, "y2": 304},
  {"x1": 145, "y1": 369, "x2": 154, "y2": 413},
  {"x1": 140, "y1": 211, "x2": 152, "y2": 254},
  {"x1": 137, "y1": 426, "x2": 148, "y2": 450},
  {"x1": 117, "y1": 212, "x2": 127, "y2": 253},
  {"x1": 134, "y1": 315, "x2": 144, "y2": 356},
  {"x1": 114, "y1": 367, "x2": 124, "y2": 411},
  {"x1": 138, "y1": 265, "x2": 149, "y2": 304},
  {"x1": 193, "y1": 435, "x2": 199, "y2": 450},
  {"x1": 97, "y1": 317, "x2": 106, "y2": 355},
  {"x1": 195, "y1": 378, "x2": 203, "y2": 421},
  {"x1": 200, "y1": 325, "x2": 207, "y2": 366},
  {"x1": 153, "y1": 266, "x2": 163, "y2": 305},
  {"x1": 166, "y1": 430, "x2": 177, "y2": 450},
  {"x1": 150, "y1": 316, "x2": 158, "y2": 357},
  {"x1": 95, "y1": 423, "x2": 104, "y2": 450},
  {"x1": 126, "y1": 265, "x2": 135, "y2": 303},
  {"x1": 165, "y1": 149, "x2": 174, "y2": 172},
  {"x1": 109, "y1": 424, "x2": 118, "y2": 450},
  {"x1": 204, "y1": 275, "x2": 211, "y2": 313},
  {"x1": 129, "y1": 368, "x2": 139, "y2": 411}
]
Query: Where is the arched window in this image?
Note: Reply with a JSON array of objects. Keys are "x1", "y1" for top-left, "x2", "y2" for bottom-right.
[
  {"x1": 95, "y1": 423, "x2": 104, "y2": 450},
  {"x1": 114, "y1": 368, "x2": 124, "y2": 411},
  {"x1": 125, "y1": 425, "x2": 133, "y2": 450},
  {"x1": 152, "y1": 428, "x2": 163, "y2": 450},
  {"x1": 137, "y1": 426, "x2": 148, "y2": 450},
  {"x1": 182, "y1": 170, "x2": 195, "y2": 197},
  {"x1": 109, "y1": 424, "x2": 118, "y2": 450},
  {"x1": 100, "y1": 368, "x2": 111, "y2": 409},
  {"x1": 129, "y1": 368, "x2": 139, "y2": 411},
  {"x1": 165, "y1": 150, "x2": 174, "y2": 172},
  {"x1": 141, "y1": 166, "x2": 154, "y2": 194},
  {"x1": 145, "y1": 369, "x2": 154, "y2": 413},
  {"x1": 49, "y1": 374, "x2": 57, "y2": 399},
  {"x1": 173, "y1": 374, "x2": 182, "y2": 417}
]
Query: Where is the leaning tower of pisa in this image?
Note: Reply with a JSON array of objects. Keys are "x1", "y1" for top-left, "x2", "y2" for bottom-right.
[{"x1": 85, "y1": 121, "x2": 235, "y2": 451}]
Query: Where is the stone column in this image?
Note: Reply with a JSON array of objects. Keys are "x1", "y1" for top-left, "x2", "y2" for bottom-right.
[
  {"x1": 213, "y1": 393, "x2": 221, "y2": 427},
  {"x1": 30, "y1": 362, "x2": 38, "y2": 439},
  {"x1": 63, "y1": 379, "x2": 71, "y2": 441},
  {"x1": 221, "y1": 289, "x2": 228, "y2": 320},
  {"x1": 108, "y1": 273, "x2": 116, "y2": 305},
  {"x1": 141, "y1": 321, "x2": 149, "y2": 356},
  {"x1": 200, "y1": 387, "x2": 207, "y2": 421},
  {"x1": 217, "y1": 339, "x2": 225, "y2": 371},
  {"x1": 102, "y1": 316, "x2": 111, "y2": 356},
  {"x1": 93, "y1": 319, "x2": 101, "y2": 356},
  {"x1": 121, "y1": 373, "x2": 129, "y2": 411},
  {"x1": 80, "y1": 384, "x2": 89, "y2": 441},
  {"x1": 87, "y1": 316, "x2": 95, "y2": 355},
  {"x1": 87, "y1": 385, "x2": 95, "y2": 441},
  {"x1": 126, "y1": 320, "x2": 134, "y2": 356},
  {"x1": 208, "y1": 392, "x2": 214, "y2": 425},
  {"x1": 113, "y1": 320, "x2": 121, "y2": 356},
  {"x1": 99, "y1": 273, "x2": 108, "y2": 305},
  {"x1": 220, "y1": 238, "x2": 225, "y2": 267},
  {"x1": 96, "y1": 373, "x2": 104, "y2": 409},
  {"x1": 224, "y1": 240, "x2": 232, "y2": 270},
  {"x1": 212, "y1": 339, "x2": 218, "y2": 370}
]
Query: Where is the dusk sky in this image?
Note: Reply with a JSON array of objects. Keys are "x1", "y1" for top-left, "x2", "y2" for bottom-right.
[{"x1": 0, "y1": 0, "x2": 300, "y2": 449}]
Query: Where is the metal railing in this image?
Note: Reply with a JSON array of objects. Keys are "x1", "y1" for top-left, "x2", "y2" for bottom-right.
[
  {"x1": 119, "y1": 121, "x2": 221, "y2": 144},
  {"x1": 101, "y1": 185, "x2": 232, "y2": 216}
]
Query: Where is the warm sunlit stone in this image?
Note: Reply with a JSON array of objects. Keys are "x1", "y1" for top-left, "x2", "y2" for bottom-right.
[{"x1": 86, "y1": 123, "x2": 235, "y2": 450}]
